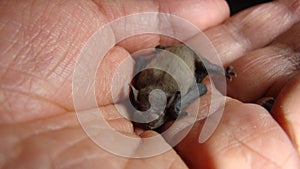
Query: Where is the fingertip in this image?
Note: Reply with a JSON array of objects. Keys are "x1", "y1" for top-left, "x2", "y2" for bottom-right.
[{"x1": 159, "y1": 0, "x2": 230, "y2": 30}]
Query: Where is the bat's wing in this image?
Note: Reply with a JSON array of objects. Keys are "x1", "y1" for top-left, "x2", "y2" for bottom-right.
[{"x1": 193, "y1": 52, "x2": 228, "y2": 83}]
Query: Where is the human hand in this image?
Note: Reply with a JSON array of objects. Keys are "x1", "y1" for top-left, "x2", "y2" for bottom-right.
[
  {"x1": 0, "y1": 0, "x2": 229, "y2": 168},
  {"x1": 176, "y1": 0, "x2": 300, "y2": 168}
]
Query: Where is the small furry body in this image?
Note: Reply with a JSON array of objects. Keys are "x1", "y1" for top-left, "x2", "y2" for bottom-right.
[{"x1": 129, "y1": 44, "x2": 236, "y2": 131}]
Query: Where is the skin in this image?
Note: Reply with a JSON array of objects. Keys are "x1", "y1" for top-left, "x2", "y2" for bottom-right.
[{"x1": 0, "y1": 0, "x2": 300, "y2": 169}]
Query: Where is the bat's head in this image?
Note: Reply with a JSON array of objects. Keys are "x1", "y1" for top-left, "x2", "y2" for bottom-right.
[
  {"x1": 129, "y1": 84, "x2": 168, "y2": 130},
  {"x1": 129, "y1": 85, "x2": 151, "y2": 111}
]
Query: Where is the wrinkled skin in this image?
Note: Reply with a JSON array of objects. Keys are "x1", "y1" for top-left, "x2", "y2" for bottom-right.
[{"x1": 1, "y1": 0, "x2": 300, "y2": 168}]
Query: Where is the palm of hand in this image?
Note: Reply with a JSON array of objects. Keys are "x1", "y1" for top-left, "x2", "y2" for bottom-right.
[{"x1": 1, "y1": 0, "x2": 299, "y2": 168}]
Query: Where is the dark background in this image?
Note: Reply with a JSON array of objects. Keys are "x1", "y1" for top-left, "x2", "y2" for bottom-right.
[{"x1": 226, "y1": 0, "x2": 273, "y2": 15}]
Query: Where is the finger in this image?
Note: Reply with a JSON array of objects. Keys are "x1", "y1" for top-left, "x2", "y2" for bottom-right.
[
  {"x1": 205, "y1": 1, "x2": 300, "y2": 65},
  {"x1": 272, "y1": 72, "x2": 300, "y2": 154},
  {"x1": 124, "y1": 130, "x2": 189, "y2": 169},
  {"x1": 227, "y1": 21, "x2": 300, "y2": 101},
  {"x1": 158, "y1": 0, "x2": 230, "y2": 30},
  {"x1": 176, "y1": 99, "x2": 300, "y2": 168},
  {"x1": 100, "y1": 0, "x2": 230, "y2": 51},
  {"x1": 158, "y1": 0, "x2": 230, "y2": 46}
]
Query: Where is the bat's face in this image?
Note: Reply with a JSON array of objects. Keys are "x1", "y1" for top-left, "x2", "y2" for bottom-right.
[{"x1": 129, "y1": 85, "x2": 168, "y2": 130}]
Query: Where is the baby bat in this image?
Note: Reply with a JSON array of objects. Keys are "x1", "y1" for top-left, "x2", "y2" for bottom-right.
[{"x1": 129, "y1": 44, "x2": 236, "y2": 131}]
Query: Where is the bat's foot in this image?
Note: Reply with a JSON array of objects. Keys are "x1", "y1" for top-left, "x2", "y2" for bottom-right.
[
  {"x1": 173, "y1": 83, "x2": 207, "y2": 117},
  {"x1": 256, "y1": 97, "x2": 275, "y2": 112},
  {"x1": 168, "y1": 108, "x2": 188, "y2": 120},
  {"x1": 177, "y1": 111, "x2": 188, "y2": 119},
  {"x1": 225, "y1": 65, "x2": 237, "y2": 81}
]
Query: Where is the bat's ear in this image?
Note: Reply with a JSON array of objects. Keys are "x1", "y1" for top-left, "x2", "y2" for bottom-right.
[{"x1": 129, "y1": 84, "x2": 139, "y2": 102}]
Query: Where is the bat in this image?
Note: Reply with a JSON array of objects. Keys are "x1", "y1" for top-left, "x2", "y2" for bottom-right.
[{"x1": 129, "y1": 44, "x2": 236, "y2": 131}]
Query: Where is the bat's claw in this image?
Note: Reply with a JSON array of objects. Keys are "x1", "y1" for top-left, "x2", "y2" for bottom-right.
[
  {"x1": 225, "y1": 65, "x2": 237, "y2": 81},
  {"x1": 155, "y1": 45, "x2": 166, "y2": 50}
]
